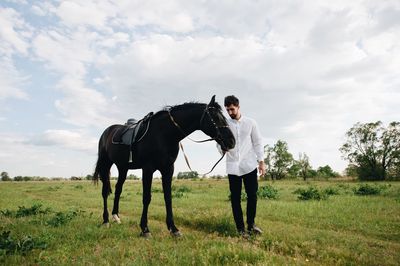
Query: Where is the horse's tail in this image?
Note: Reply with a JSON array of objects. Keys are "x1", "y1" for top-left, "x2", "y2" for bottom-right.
[
  {"x1": 93, "y1": 127, "x2": 113, "y2": 195},
  {"x1": 93, "y1": 148, "x2": 108, "y2": 184}
]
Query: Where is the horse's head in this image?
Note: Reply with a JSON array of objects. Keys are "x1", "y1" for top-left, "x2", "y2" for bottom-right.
[{"x1": 200, "y1": 95, "x2": 235, "y2": 152}]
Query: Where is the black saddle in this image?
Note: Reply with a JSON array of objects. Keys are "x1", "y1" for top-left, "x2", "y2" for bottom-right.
[{"x1": 112, "y1": 112, "x2": 153, "y2": 146}]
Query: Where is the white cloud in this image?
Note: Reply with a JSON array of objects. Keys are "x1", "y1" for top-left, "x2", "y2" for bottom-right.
[
  {"x1": 0, "y1": 57, "x2": 28, "y2": 100},
  {"x1": 31, "y1": 26, "x2": 119, "y2": 128},
  {"x1": 31, "y1": 5, "x2": 46, "y2": 16},
  {"x1": 5, "y1": 0, "x2": 28, "y2": 4},
  {"x1": 30, "y1": 2, "x2": 57, "y2": 17},
  {"x1": 33, "y1": 28, "x2": 99, "y2": 76},
  {"x1": 114, "y1": 0, "x2": 194, "y2": 33},
  {"x1": 99, "y1": 32, "x2": 130, "y2": 48},
  {"x1": 55, "y1": 0, "x2": 117, "y2": 28},
  {"x1": 54, "y1": 76, "x2": 119, "y2": 128},
  {"x1": 0, "y1": 132, "x2": 96, "y2": 177},
  {"x1": 28, "y1": 129, "x2": 97, "y2": 153},
  {"x1": 0, "y1": 7, "x2": 31, "y2": 56}
]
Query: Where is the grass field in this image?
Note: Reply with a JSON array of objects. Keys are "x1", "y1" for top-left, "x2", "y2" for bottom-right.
[{"x1": 0, "y1": 179, "x2": 399, "y2": 265}]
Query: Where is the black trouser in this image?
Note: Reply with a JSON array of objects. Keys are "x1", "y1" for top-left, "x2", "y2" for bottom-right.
[{"x1": 228, "y1": 168, "x2": 258, "y2": 231}]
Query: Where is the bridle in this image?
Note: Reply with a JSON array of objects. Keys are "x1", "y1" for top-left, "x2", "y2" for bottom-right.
[
  {"x1": 167, "y1": 104, "x2": 230, "y2": 175},
  {"x1": 200, "y1": 106, "x2": 230, "y2": 150},
  {"x1": 168, "y1": 105, "x2": 229, "y2": 145}
]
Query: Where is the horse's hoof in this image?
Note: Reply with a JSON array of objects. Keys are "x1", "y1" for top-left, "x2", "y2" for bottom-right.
[
  {"x1": 140, "y1": 231, "x2": 152, "y2": 238},
  {"x1": 102, "y1": 222, "x2": 110, "y2": 228},
  {"x1": 112, "y1": 214, "x2": 121, "y2": 224},
  {"x1": 170, "y1": 230, "x2": 182, "y2": 238}
]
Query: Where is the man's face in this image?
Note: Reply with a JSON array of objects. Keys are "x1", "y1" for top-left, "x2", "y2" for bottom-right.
[{"x1": 225, "y1": 104, "x2": 240, "y2": 119}]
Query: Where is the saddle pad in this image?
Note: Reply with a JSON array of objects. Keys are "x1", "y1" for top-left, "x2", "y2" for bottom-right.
[
  {"x1": 111, "y1": 126, "x2": 131, "y2": 145},
  {"x1": 112, "y1": 112, "x2": 153, "y2": 146}
]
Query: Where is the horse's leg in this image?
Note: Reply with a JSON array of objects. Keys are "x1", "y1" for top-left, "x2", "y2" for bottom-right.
[
  {"x1": 111, "y1": 166, "x2": 128, "y2": 224},
  {"x1": 100, "y1": 165, "x2": 112, "y2": 226},
  {"x1": 140, "y1": 167, "x2": 154, "y2": 237},
  {"x1": 160, "y1": 165, "x2": 181, "y2": 237}
]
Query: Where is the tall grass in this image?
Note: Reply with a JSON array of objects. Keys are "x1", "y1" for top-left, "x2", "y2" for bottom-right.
[{"x1": 0, "y1": 180, "x2": 399, "y2": 265}]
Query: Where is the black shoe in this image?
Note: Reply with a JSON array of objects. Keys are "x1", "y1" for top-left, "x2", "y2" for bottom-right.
[
  {"x1": 238, "y1": 230, "x2": 250, "y2": 239},
  {"x1": 248, "y1": 225, "x2": 263, "y2": 235}
]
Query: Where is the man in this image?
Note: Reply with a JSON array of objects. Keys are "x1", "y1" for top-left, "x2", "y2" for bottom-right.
[{"x1": 223, "y1": 95, "x2": 266, "y2": 237}]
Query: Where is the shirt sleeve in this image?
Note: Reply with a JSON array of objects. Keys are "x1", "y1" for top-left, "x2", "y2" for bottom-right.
[{"x1": 250, "y1": 119, "x2": 264, "y2": 161}]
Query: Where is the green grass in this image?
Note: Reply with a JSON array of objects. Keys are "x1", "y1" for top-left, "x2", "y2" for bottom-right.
[{"x1": 0, "y1": 179, "x2": 399, "y2": 265}]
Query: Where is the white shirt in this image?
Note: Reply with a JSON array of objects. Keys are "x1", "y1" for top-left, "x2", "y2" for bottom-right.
[{"x1": 224, "y1": 115, "x2": 264, "y2": 176}]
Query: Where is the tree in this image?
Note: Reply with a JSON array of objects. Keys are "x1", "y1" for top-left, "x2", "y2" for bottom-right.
[
  {"x1": 382, "y1": 122, "x2": 400, "y2": 180},
  {"x1": 340, "y1": 121, "x2": 400, "y2": 180},
  {"x1": 316, "y1": 165, "x2": 339, "y2": 178},
  {"x1": 264, "y1": 140, "x2": 294, "y2": 180},
  {"x1": 387, "y1": 158, "x2": 400, "y2": 180},
  {"x1": 307, "y1": 168, "x2": 318, "y2": 178},
  {"x1": 298, "y1": 152, "x2": 311, "y2": 181},
  {"x1": 127, "y1": 174, "x2": 140, "y2": 180},
  {"x1": 344, "y1": 164, "x2": 358, "y2": 177},
  {"x1": 287, "y1": 162, "x2": 301, "y2": 179},
  {"x1": 1, "y1": 172, "x2": 11, "y2": 181},
  {"x1": 177, "y1": 171, "x2": 199, "y2": 179},
  {"x1": 14, "y1": 176, "x2": 23, "y2": 181}
]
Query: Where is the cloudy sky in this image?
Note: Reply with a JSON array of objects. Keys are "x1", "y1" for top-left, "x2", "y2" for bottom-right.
[{"x1": 1, "y1": 0, "x2": 399, "y2": 178}]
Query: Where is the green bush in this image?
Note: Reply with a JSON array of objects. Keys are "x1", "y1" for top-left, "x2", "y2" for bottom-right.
[
  {"x1": 353, "y1": 183, "x2": 387, "y2": 195},
  {"x1": 0, "y1": 231, "x2": 47, "y2": 255},
  {"x1": 293, "y1": 187, "x2": 328, "y2": 200},
  {"x1": 257, "y1": 185, "x2": 279, "y2": 199},
  {"x1": 170, "y1": 185, "x2": 191, "y2": 198},
  {"x1": 15, "y1": 204, "x2": 51, "y2": 218},
  {"x1": 0, "y1": 209, "x2": 14, "y2": 217},
  {"x1": 46, "y1": 211, "x2": 79, "y2": 227},
  {"x1": 172, "y1": 185, "x2": 192, "y2": 193},
  {"x1": 1, "y1": 204, "x2": 51, "y2": 218},
  {"x1": 323, "y1": 187, "x2": 340, "y2": 196}
]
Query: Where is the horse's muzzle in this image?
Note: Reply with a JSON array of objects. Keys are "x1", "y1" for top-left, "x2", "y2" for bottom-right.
[{"x1": 220, "y1": 138, "x2": 235, "y2": 152}]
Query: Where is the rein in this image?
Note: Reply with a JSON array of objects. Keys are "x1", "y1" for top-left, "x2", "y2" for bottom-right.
[
  {"x1": 168, "y1": 110, "x2": 215, "y2": 143},
  {"x1": 179, "y1": 142, "x2": 225, "y2": 176},
  {"x1": 167, "y1": 106, "x2": 227, "y2": 176}
]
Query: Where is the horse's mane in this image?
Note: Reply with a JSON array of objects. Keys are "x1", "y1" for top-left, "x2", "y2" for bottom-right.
[{"x1": 153, "y1": 101, "x2": 223, "y2": 118}]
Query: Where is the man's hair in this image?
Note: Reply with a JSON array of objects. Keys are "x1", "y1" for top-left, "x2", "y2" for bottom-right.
[{"x1": 224, "y1": 95, "x2": 239, "y2": 107}]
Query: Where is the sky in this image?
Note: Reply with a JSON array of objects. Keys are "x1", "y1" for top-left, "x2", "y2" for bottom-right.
[{"x1": 0, "y1": 0, "x2": 399, "y2": 178}]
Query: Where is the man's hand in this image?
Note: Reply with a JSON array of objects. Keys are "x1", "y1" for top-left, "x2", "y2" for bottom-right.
[{"x1": 258, "y1": 161, "x2": 266, "y2": 177}]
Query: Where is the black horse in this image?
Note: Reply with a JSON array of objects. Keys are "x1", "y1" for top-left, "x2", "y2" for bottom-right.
[{"x1": 93, "y1": 95, "x2": 235, "y2": 237}]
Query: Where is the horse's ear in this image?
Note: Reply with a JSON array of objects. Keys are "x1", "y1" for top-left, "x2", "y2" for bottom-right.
[{"x1": 209, "y1": 95, "x2": 216, "y2": 105}]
